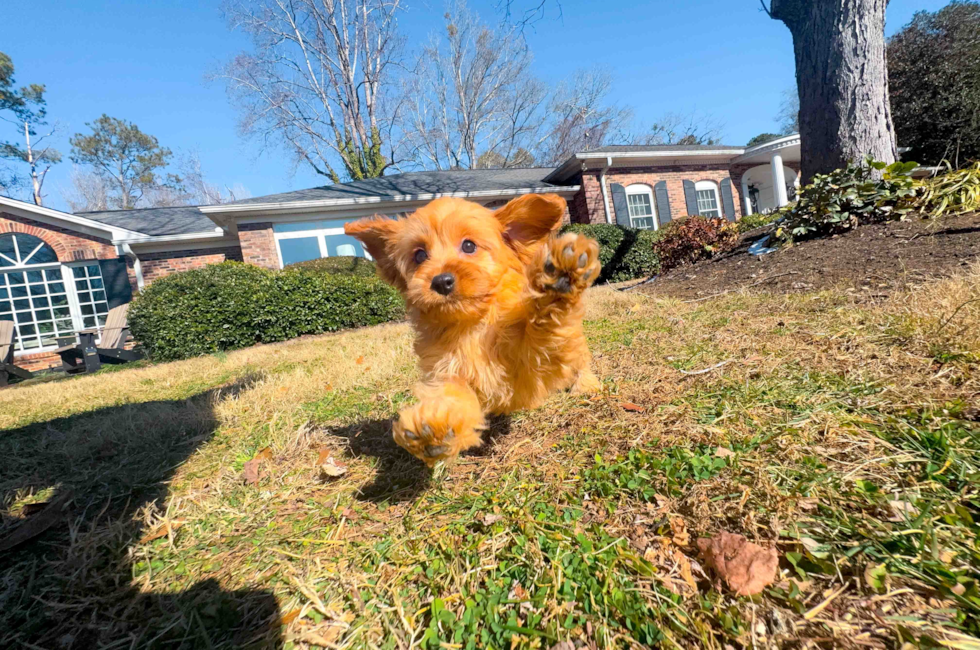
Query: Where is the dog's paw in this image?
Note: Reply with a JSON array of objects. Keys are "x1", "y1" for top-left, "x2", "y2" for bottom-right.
[
  {"x1": 571, "y1": 369, "x2": 603, "y2": 395},
  {"x1": 534, "y1": 233, "x2": 601, "y2": 296},
  {"x1": 394, "y1": 399, "x2": 484, "y2": 467}
]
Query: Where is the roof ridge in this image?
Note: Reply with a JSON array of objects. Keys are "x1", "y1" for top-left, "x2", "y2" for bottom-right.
[{"x1": 77, "y1": 204, "x2": 205, "y2": 215}]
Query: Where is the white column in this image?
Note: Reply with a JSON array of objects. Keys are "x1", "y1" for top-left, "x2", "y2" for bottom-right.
[
  {"x1": 740, "y1": 175, "x2": 752, "y2": 216},
  {"x1": 772, "y1": 152, "x2": 789, "y2": 207}
]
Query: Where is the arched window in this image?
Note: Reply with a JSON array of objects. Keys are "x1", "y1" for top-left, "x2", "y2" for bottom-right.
[
  {"x1": 694, "y1": 181, "x2": 721, "y2": 218},
  {"x1": 0, "y1": 233, "x2": 59, "y2": 267},
  {"x1": 625, "y1": 184, "x2": 657, "y2": 230},
  {"x1": 0, "y1": 233, "x2": 109, "y2": 354}
]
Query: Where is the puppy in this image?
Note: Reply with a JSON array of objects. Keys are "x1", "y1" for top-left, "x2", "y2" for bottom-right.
[{"x1": 344, "y1": 194, "x2": 601, "y2": 466}]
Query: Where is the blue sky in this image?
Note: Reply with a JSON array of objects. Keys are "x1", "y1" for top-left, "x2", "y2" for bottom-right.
[{"x1": 2, "y1": 0, "x2": 952, "y2": 211}]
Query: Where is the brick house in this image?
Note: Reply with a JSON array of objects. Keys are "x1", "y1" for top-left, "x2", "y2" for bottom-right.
[{"x1": 1, "y1": 136, "x2": 801, "y2": 370}]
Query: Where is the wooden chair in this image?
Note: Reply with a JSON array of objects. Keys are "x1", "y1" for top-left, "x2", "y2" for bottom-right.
[
  {"x1": 1, "y1": 320, "x2": 33, "y2": 386},
  {"x1": 56, "y1": 304, "x2": 144, "y2": 374}
]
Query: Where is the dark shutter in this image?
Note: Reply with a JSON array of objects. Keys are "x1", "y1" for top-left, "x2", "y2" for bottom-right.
[
  {"x1": 99, "y1": 257, "x2": 134, "y2": 309},
  {"x1": 654, "y1": 181, "x2": 672, "y2": 225},
  {"x1": 683, "y1": 180, "x2": 699, "y2": 216},
  {"x1": 720, "y1": 178, "x2": 736, "y2": 221},
  {"x1": 610, "y1": 183, "x2": 630, "y2": 227}
]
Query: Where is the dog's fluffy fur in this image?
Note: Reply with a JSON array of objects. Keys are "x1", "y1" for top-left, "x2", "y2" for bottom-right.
[{"x1": 344, "y1": 194, "x2": 601, "y2": 465}]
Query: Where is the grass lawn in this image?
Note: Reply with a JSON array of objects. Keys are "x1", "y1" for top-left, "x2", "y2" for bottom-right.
[{"x1": 1, "y1": 265, "x2": 979, "y2": 649}]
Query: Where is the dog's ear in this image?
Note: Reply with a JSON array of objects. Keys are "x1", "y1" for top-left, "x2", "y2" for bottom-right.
[
  {"x1": 344, "y1": 216, "x2": 406, "y2": 290},
  {"x1": 494, "y1": 194, "x2": 565, "y2": 251}
]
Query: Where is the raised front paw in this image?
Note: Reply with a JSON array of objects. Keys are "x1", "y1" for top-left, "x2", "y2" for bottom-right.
[
  {"x1": 534, "y1": 233, "x2": 601, "y2": 295},
  {"x1": 393, "y1": 399, "x2": 484, "y2": 467}
]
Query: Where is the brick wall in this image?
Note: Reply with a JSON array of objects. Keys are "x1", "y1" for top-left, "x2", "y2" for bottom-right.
[
  {"x1": 568, "y1": 164, "x2": 746, "y2": 225},
  {"x1": 1, "y1": 211, "x2": 117, "y2": 261},
  {"x1": 139, "y1": 246, "x2": 244, "y2": 284},
  {"x1": 239, "y1": 222, "x2": 279, "y2": 269}
]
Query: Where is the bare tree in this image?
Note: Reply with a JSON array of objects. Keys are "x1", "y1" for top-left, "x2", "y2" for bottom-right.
[
  {"x1": 176, "y1": 151, "x2": 250, "y2": 205},
  {"x1": 142, "y1": 152, "x2": 252, "y2": 207},
  {"x1": 537, "y1": 67, "x2": 633, "y2": 165},
  {"x1": 762, "y1": 0, "x2": 896, "y2": 182},
  {"x1": 220, "y1": 0, "x2": 405, "y2": 182},
  {"x1": 403, "y1": 1, "x2": 547, "y2": 170},
  {"x1": 639, "y1": 111, "x2": 724, "y2": 146},
  {"x1": 61, "y1": 166, "x2": 109, "y2": 213},
  {"x1": 776, "y1": 87, "x2": 799, "y2": 135}
]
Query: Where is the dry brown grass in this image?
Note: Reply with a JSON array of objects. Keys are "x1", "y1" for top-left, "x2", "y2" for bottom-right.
[{"x1": 1, "y1": 266, "x2": 978, "y2": 649}]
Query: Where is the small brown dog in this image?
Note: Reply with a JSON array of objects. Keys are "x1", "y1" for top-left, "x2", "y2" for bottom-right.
[{"x1": 344, "y1": 193, "x2": 601, "y2": 466}]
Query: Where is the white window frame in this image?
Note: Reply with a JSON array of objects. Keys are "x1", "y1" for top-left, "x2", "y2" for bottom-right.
[
  {"x1": 694, "y1": 180, "x2": 721, "y2": 218},
  {"x1": 1, "y1": 235, "x2": 110, "y2": 356},
  {"x1": 624, "y1": 184, "x2": 658, "y2": 230},
  {"x1": 273, "y1": 220, "x2": 374, "y2": 269}
]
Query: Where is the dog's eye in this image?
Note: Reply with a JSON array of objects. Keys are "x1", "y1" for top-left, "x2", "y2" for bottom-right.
[
  {"x1": 461, "y1": 239, "x2": 477, "y2": 254},
  {"x1": 413, "y1": 249, "x2": 428, "y2": 265}
]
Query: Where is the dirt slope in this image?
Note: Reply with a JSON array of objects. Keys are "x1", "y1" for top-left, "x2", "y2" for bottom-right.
[{"x1": 643, "y1": 211, "x2": 980, "y2": 300}]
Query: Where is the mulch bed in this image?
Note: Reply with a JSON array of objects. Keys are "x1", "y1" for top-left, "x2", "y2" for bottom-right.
[{"x1": 640, "y1": 211, "x2": 980, "y2": 300}]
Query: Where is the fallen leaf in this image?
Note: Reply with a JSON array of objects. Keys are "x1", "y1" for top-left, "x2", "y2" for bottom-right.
[
  {"x1": 243, "y1": 458, "x2": 262, "y2": 485},
  {"x1": 952, "y1": 583, "x2": 967, "y2": 597},
  {"x1": 318, "y1": 455, "x2": 348, "y2": 479},
  {"x1": 255, "y1": 447, "x2": 273, "y2": 461},
  {"x1": 0, "y1": 489, "x2": 74, "y2": 553},
  {"x1": 619, "y1": 402, "x2": 646, "y2": 413},
  {"x1": 697, "y1": 531, "x2": 779, "y2": 596},
  {"x1": 341, "y1": 507, "x2": 358, "y2": 520},
  {"x1": 316, "y1": 447, "x2": 331, "y2": 466},
  {"x1": 675, "y1": 550, "x2": 699, "y2": 593},
  {"x1": 356, "y1": 356, "x2": 365, "y2": 365},
  {"x1": 140, "y1": 519, "x2": 186, "y2": 544},
  {"x1": 324, "y1": 383, "x2": 334, "y2": 391},
  {"x1": 279, "y1": 608, "x2": 302, "y2": 626},
  {"x1": 888, "y1": 500, "x2": 917, "y2": 522},
  {"x1": 278, "y1": 386, "x2": 289, "y2": 393},
  {"x1": 21, "y1": 502, "x2": 49, "y2": 516},
  {"x1": 715, "y1": 446, "x2": 735, "y2": 458},
  {"x1": 549, "y1": 642, "x2": 576, "y2": 650},
  {"x1": 481, "y1": 513, "x2": 504, "y2": 526}
]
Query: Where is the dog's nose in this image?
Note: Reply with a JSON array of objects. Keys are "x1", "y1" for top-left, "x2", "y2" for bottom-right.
[{"x1": 430, "y1": 273, "x2": 456, "y2": 296}]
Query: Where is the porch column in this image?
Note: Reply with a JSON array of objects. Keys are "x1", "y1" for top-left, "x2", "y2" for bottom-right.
[
  {"x1": 771, "y1": 152, "x2": 789, "y2": 207},
  {"x1": 740, "y1": 175, "x2": 752, "y2": 216}
]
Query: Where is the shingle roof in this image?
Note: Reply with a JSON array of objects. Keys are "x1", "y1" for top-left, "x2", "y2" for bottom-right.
[
  {"x1": 77, "y1": 205, "x2": 220, "y2": 237},
  {"x1": 583, "y1": 144, "x2": 745, "y2": 153},
  {"x1": 224, "y1": 167, "x2": 564, "y2": 206}
]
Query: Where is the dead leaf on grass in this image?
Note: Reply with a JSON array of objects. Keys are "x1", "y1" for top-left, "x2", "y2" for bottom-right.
[
  {"x1": 140, "y1": 519, "x2": 187, "y2": 544},
  {"x1": 243, "y1": 459, "x2": 262, "y2": 485},
  {"x1": 715, "y1": 446, "x2": 735, "y2": 458},
  {"x1": 697, "y1": 531, "x2": 779, "y2": 596},
  {"x1": 318, "y1": 455, "x2": 348, "y2": 479},
  {"x1": 255, "y1": 447, "x2": 273, "y2": 461},
  {"x1": 0, "y1": 489, "x2": 74, "y2": 553},
  {"x1": 279, "y1": 608, "x2": 302, "y2": 626},
  {"x1": 355, "y1": 356, "x2": 365, "y2": 364},
  {"x1": 888, "y1": 500, "x2": 918, "y2": 522},
  {"x1": 619, "y1": 402, "x2": 646, "y2": 413},
  {"x1": 481, "y1": 513, "x2": 504, "y2": 526},
  {"x1": 549, "y1": 642, "x2": 576, "y2": 650}
]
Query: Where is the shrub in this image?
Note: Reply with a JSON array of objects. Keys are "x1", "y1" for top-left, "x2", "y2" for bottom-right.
[
  {"x1": 737, "y1": 211, "x2": 780, "y2": 233},
  {"x1": 561, "y1": 223, "x2": 661, "y2": 283},
  {"x1": 129, "y1": 262, "x2": 404, "y2": 361},
  {"x1": 776, "y1": 158, "x2": 920, "y2": 244},
  {"x1": 652, "y1": 216, "x2": 739, "y2": 273},
  {"x1": 916, "y1": 161, "x2": 980, "y2": 217},
  {"x1": 285, "y1": 255, "x2": 378, "y2": 278}
]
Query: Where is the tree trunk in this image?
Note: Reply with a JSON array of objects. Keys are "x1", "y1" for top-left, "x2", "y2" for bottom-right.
[{"x1": 770, "y1": 0, "x2": 897, "y2": 183}]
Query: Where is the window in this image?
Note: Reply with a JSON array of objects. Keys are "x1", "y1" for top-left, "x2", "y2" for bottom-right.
[
  {"x1": 695, "y1": 181, "x2": 721, "y2": 218},
  {"x1": 625, "y1": 185, "x2": 657, "y2": 230},
  {"x1": 0, "y1": 234, "x2": 111, "y2": 354},
  {"x1": 273, "y1": 219, "x2": 370, "y2": 268}
]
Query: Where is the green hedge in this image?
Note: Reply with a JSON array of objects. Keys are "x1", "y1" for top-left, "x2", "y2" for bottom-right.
[
  {"x1": 285, "y1": 255, "x2": 379, "y2": 278},
  {"x1": 561, "y1": 223, "x2": 662, "y2": 283},
  {"x1": 129, "y1": 262, "x2": 404, "y2": 361}
]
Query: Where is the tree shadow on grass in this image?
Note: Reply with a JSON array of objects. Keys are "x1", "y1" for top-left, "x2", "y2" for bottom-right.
[
  {"x1": 0, "y1": 375, "x2": 283, "y2": 649},
  {"x1": 325, "y1": 414, "x2": 514, "y2": 503}
]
